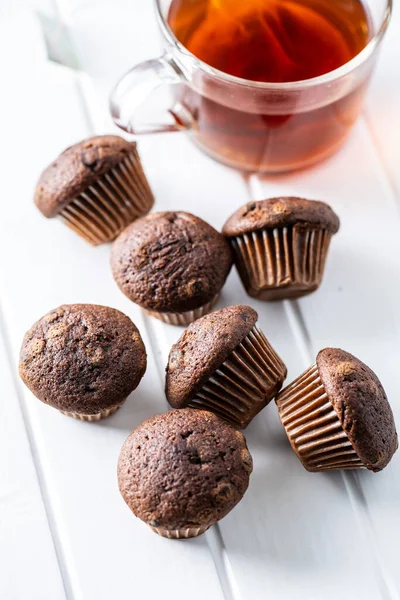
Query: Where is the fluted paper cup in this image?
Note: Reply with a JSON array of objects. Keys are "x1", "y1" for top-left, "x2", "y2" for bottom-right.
[
  {"x1": 146, "y1": 295, "x2": 219, "y2": 327},
  {"x1": 150, "y1": 524, "x2": 210, "y2": 539},
  {"x1": 60, "y1": 403, "x2": 122, "y2": 421},
  {"x1": 276, "y1": 364, "x2": 365, "y2": 472},
  {"x1": 188, "y1": 325, "x2": 287, "y2": 428},
  {"x1": 59, "y1": 148, "x2": 154, "y2": 245},
  {"x1": 230, "y1": 225, "x2": 332, "y2": 301}
]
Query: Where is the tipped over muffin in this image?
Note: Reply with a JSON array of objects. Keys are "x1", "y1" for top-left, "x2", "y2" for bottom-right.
[
  {"x1": 19, "y1": 304, "x2": 147, "y2": 420},
  {"x1": 276, "y1": 348, "x2": 398, "y2": 472},
  {"x1": 166, "y1": 305, "x2": 287, "y2": 428},
  {"x1": 34, "y1": 135, "x2": 154, "y2": 245},
  {"x1": 111, "y1": 211, "x2": 233, "y2": 325},
  {"x1": 223, "y1": 197, "x2": 340, "y2": 301},
  {"x1": 117, "y1": 409, "x2": 253, "y2": 538}
]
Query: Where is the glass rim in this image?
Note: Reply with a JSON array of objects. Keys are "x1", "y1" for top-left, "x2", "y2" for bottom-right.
[{"x1": 156, "y1": 0, "x2": 392, "y2": 89}]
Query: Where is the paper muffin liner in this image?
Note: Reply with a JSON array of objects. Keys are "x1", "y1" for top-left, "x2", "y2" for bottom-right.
[
  {"x1": 146, "y1": 295, "x2": 219, "y2": 327},
  {"x1": 188, "y1": 325, "x2": 286, "y2": 428},
  {"x1": 230, "y1": 225, "x2": 332, "y2": 301},
  {"x1": 59, "y1": 148, "x2": 154, "y2": 246},
  {"x1": 276, "y1": 364, "x2": 365, "y2": 472},
  {"x1": 59, "y1": 403, "x2": 122, "y2": 422},
  {"x1": 150, "y1": 524, "x2": 210, "y2": 539}
]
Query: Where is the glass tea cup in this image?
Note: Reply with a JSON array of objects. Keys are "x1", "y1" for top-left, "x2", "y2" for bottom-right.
[{"x1": 110, "y1": 0, "x2": 392, "y2": 173}]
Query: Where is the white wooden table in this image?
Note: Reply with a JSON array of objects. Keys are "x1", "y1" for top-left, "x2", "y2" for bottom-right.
[{"x1": 1, "y1": 2, "x2": 400, "y2": 599}]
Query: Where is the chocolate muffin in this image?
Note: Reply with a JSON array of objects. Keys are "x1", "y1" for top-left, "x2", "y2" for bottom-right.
[
  {"x1": 166, "y1": 305, "x2": 287, "y2": 428},
  {"x1": 118, "y1": 409, "x2": 253, "y2": 538},
  {"x1": 111, "y1": 211, "x2": 233, "y2": 326},
  {"x1": 34, "y1": 135, "x2": 154, "y2": 245},
  {"x1": 276, "y1": 348, "x2": 398, "y2": 472},
  {"x1": 19, "y1": 304, "x2": 147, "y2": 421},
  {"x1": 222, "y1": 197, "x2": 340, "y2": 301}
]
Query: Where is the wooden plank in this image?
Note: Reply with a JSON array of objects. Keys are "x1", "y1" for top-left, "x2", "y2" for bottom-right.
[
  {"x1": 365, "y1": 3, "x2": 400, "y2": 200},
  {"x1": 0, "y1": 321, "x2": 66, "y2": 600},
  {"x1": 0, "y1": 20, "x2": 67, "y2": 600},
  {"x1": 0, "y1": 11, "x2": 47, "y2": 65},
  {"x1": 0, "y1": 0, "x2": 55, "y2": 17}
]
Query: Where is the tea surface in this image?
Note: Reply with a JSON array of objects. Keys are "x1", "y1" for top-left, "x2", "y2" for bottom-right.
[{"x1": 168, "y1": 0, "x2": 371, "y2": 82}]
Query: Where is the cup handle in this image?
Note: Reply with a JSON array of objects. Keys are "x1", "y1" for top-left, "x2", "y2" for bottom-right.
[{"x1": 109, "y1": 54, "x2": 194, "y2": 135}]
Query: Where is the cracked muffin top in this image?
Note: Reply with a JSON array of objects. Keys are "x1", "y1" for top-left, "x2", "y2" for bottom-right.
[
  {"x1": 110, "y1": 211, "x2": 233, "y2": 313},
  {"x1": 117, "y1": 409, "x2": 253, "y2": 531},
  {"x1": 19, "y1": 304, "x2": 147, "y2": 415},
  {"x1": 34, "y1": 135, "x2": 137, "y2": 217},
  {"x1": 317, "y1": 348, "x2": 398, "y2": 472},
  {"x1": 222, "y1": 197, "x2": 340, "y2": 237}
]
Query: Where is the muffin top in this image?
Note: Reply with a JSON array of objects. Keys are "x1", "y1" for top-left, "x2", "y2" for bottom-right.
[
  {"x1": 35, "y1": 135, "x2": 137, "y2": 217},
  {"x1": 118, "y1": 409, "x2": 253, "y2": 531},
  {"x1": 19, "y1": 304, "x2": 147, "y2": 415},
  {"x1": 317, "y1": 348, "x2": 398, "y2": 472},
  {"x1": 166, "y1": 305, "x2": 257, "y2": 408},
  {"x1": 111, "y1": 211, "x2": 233, "y2": 313},
  {"x1": 222, "y1": 197, "x2": 340, "y2": 237}
]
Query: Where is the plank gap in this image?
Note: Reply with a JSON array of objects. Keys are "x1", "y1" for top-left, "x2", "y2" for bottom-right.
[{"x1": 206, "y1": 526, "x2": 243, "y2": 600}]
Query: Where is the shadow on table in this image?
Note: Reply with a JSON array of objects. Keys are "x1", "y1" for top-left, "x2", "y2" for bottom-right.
[
  {"x1": 96, "y1": 385, "x2": 169, "y2": 434},
  {"x1": 218, "y1": 407, "x2": 357, "y2": 572}
]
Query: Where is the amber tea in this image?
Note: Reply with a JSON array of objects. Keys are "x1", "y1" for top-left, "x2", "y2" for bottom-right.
[{"x1": 167, "y1": 0, "x2": 372, "y2": 171}]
